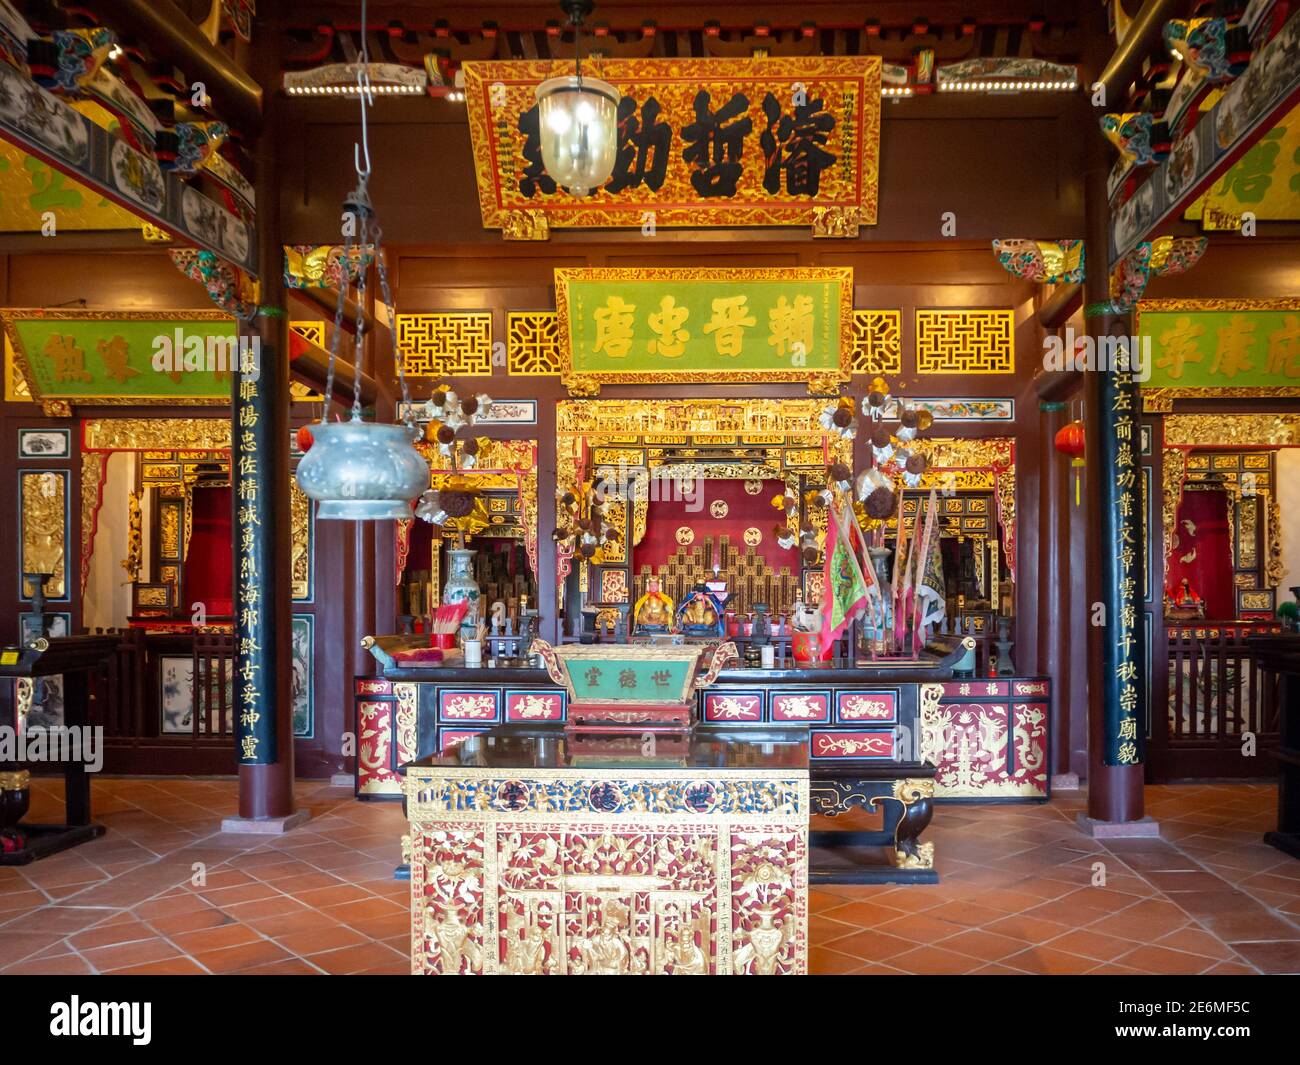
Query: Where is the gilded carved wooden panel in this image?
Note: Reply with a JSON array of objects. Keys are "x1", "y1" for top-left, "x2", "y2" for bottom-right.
[
  {"x1": 21, "y1": 470, "x2": 67, "y2": 598},
  {"x1": 405, "y1": 767, "x2": 808, "y2": 975}
]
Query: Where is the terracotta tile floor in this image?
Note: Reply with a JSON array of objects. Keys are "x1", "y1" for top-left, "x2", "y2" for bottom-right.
[{"x1": 1, "y1": 778, "x2": 1298, "y2": 975}]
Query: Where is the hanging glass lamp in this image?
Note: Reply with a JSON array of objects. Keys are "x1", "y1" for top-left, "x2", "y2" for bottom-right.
[
  {"x1": 535, "y1": 0, "x2": 619, "y2": 196},
  {"x1": 294, "y1": 13, "x2": 425, "y2": 521}
]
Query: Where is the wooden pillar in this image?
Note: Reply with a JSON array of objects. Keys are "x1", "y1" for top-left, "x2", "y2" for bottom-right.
[
  {"x1": 1080, "y1": 109, "x2": 1149, "y2": 831},
  {"x1": 230, "y1": 22, "x2": 297, "y2": 825},
  {"x1": 1037, "y1": 399, "x2": 1074, "y2": 783},
  {"x1": 536, "y1": 400, "x2": 559, "y2": 643}
]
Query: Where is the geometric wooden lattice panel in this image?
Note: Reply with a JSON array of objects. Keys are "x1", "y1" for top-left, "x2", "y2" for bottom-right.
[
  {"x1": 915, "y1": 309, "x2": 1015, "y2": 374},
  {"x1": 851, "y1": 310, "x2": 902, "y2": 375},
  {"x1": 289, "y1": 320, "x2": 326, "y2": 346},
  {"x1": 507, "y1": 311, "x2": 562, "y2": 375},
  {"x1": 395, "y1": 312, "x2": 493, "y2": 376}
]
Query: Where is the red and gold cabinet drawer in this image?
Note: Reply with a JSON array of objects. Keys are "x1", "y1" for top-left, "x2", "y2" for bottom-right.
[
  {"x1": 810, "y1": 730, "x2": 896, "y2": 760},
  {"x1": 702, "y1": 690, "x2": 764, "y2": 722},
  {"x1": 770, "y1": 691, "x2": 831, "y2": 723},
  {"x1": 438, "y1": 689, "x2": 501, "y2": 723},
  {"x1": 834, "y1": 690, "x2": 898, "y2": 726},
  {"x1": 504, "y1": 689, "x2": 566, "y2": 723},
  {"x1": 940, "y1": 680, "x2": 1008, "y2": 699},
  {"x1": 438, "y1": 728, "x2": 489, "y2": 754}
]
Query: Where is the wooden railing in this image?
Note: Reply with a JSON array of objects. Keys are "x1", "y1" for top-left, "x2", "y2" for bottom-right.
[
  {"x1": 1150, "y1": 623, "x2": 1284, "y2": 780},
  {"x1": 82, "y1": 628, "x2": 237, "y2": 774}
]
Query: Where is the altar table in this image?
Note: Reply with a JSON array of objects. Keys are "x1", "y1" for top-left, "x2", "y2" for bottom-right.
[{"x1": 401, "y1": 726, "x2": 809, "y2": 975}]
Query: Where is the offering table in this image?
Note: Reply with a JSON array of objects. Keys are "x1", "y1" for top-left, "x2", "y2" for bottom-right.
[{"x1": 400, "y1": 726, "x2": 809, "y2": 975}]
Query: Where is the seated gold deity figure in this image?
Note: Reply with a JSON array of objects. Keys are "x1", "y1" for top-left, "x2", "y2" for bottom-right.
[
  {"x1": 633, "y1": 578, "x2": 674, "y2": 632},
  {"x1": 683, "y1": 595, "x2": 717, "y2": 628}
]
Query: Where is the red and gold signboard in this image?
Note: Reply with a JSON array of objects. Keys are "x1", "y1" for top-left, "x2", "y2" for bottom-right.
[{"x1": 463, "y1": 57, "x2": 882, "y2": 236}]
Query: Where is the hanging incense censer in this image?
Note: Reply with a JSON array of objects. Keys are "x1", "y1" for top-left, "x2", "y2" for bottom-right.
[{"x1": 295, "y1": 4, "x2": 426, "y2": 520}]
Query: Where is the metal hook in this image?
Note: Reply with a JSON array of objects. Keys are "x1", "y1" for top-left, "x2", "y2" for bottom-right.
[{"x1": 353, "y1": 64, "x2": 373, "y2": 180}]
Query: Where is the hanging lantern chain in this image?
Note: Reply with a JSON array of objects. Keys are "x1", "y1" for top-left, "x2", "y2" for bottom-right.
[{"x1": 371, "y1": 221, "x2": 414, "y2": 431}]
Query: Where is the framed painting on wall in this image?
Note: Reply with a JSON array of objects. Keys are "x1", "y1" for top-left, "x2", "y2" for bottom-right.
[
  {"x1": 18, "y1": 428, "x2": 70, "y2": 458},
  {"x1": 292, "y1": 614, "x2": 314, "y2": 737}
]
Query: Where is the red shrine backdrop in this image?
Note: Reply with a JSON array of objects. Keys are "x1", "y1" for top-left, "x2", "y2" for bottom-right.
[
  {"x1": 1167, "y1": 488, "x2": 1234, "y2": 619},
  {"x1": 185, "y1": 485, "x2": 233, "y2": 616},
  {"x1": 633, "y1": 478, "x2": 798, "y2": 575}
]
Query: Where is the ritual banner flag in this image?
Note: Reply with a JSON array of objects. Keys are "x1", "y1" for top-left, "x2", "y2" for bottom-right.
[
  {"x1": 819, "y1": 500, "x2": 870, "y2": 660},
  {"x1": 914, "y1": 490, "x2": 946, "y2": 636}
]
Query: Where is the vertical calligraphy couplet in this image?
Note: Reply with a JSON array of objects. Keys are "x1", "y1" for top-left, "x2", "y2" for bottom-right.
[
  {"x1": 1099, "y1": 349, "x2": 1146, "y2": 766},
  {"x1": 234, "y1": 353, "x2": 277, "y2": 765}
]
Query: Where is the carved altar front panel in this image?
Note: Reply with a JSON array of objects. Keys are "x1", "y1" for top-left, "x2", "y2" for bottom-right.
[
  {"x1": 406, "y1": 769, "x2": 808, "y2": 975},
  {"x1": 918, "y1": 691, "x2": 1049, "y2": 799}
]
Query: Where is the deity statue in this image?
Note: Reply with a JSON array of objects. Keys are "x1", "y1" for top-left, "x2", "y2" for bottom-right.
[
  {"x1": 577, "y1": 901, "x2": 630, "y2": 975},
  {"x1": 676, "y1": 582, "x2": 726, "y2": 636},
  {"x1": 426, "y1": 907, "x2": 479, "y2": 974},
  {"x1": 671, "y1": 933, "x2": 707, "y2": 975},
  {"x1": 734, "y1": 905, "x2": 789, "y2": 976},
  {"x1": 632, "y1": 577, "x2": 674, "y2": 633}
]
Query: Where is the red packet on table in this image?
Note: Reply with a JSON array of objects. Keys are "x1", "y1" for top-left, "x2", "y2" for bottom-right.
[{"x1": 394, "y1": 647, "x2": 444, "y2": 666}]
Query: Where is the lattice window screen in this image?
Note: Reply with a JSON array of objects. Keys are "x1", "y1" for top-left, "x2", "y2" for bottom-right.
[
  {"x1": 396, "y1": 312, "x2": 493, "y2": 376},
  {"x1": 915, "y1": 309, "x2": 1015, "y2": 374}
]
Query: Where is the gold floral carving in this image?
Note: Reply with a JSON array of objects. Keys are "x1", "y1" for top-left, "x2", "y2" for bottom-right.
[
  {"x1": 812, "y1": 205, "x2": 860, "y2": 238},
  {"x1": 395, "y1": 683, "x2": 418, "y2": 765},
  {"x1": 1143, "y1": 386, "x2": 1300, "y2": 411},
  {"x1": 501, "y1": 209, "x2": 549, "y2": 241},
  {"x1": 1163, "y1": 414, "x2": 1300, "y2": 447},
  {"x1": 158, "y1": 504, "x2": 181, "y2": 560},
  {"x1": 557, "y1": 398, "x2": 852, "y2": 438},
  {"x1": 83, "y1": 418, "x2": 230, "y2": 451},
  {"x1": 79, "y1": 450, "x2": 108, "y2": 597},
  {"x1": 1267, "y1": 496, "x2": 1283, "y2": 587},
  {"x1": 120, "y1": 490, "x2": 143, "y2": 581},
  {"x1": 909, "y1": 437, "x2": 1013, "y2": 471},
  {"x1": 22, "y1": 471, "x2": 67, "y2": 598},
  {"x1": 291, "y1": 479, "x2": 310, "y2": 599},
  {"x1": 1162, "y1": 447, "x2": 1187, "y2": 576}
]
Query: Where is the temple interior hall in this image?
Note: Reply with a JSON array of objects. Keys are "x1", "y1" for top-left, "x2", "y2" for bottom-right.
[{"x1": 2, "y1": 0, "x2": 1300, "y2": 995}]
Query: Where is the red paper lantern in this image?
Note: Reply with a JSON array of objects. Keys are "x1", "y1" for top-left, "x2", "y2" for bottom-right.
[
  {"x1": 1054, "y1": 420, "x2": 1085, "y2": 505},
  {"x1": 1053, "y1": 419, "x2": 1085, "y2": 459},
  {"x1": 296, "y1": 424, "x2": 315, "y2": 452}
]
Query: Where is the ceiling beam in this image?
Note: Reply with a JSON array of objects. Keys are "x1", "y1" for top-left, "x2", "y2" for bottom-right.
[{"x1": 82, "y1": 0, "x2": 263, "y2": 132}]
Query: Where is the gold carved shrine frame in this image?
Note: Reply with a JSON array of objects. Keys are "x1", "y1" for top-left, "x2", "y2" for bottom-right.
[
  {"x1": 397, "y1": 440, "x2": 540, "y2": 594},
  {"x1": 1160, "y1": 415, "x2": 1294, "y2": 594},
  {"x1": 905, "y1": 438, "x2": 1017, "y2": 584},
  {"x1": 79, "y1": 418, "x2": 313, "y2": 603},
  {"x1": 554, "y1": 399, "x2": 854, "y2": 589}
]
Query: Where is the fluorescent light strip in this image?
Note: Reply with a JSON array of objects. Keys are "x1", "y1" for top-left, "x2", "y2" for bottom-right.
[
  {"x1": 937, "y1": 79, "x2": 1078, "y2": 92},
  {"x1": 285, "y1": 84, "x2": 425, "y2": 96}
]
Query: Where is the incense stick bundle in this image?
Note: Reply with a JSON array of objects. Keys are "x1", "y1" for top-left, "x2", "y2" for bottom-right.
[{"x1": 429, "y1": 601, "x2": 469, "y2": 635}]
